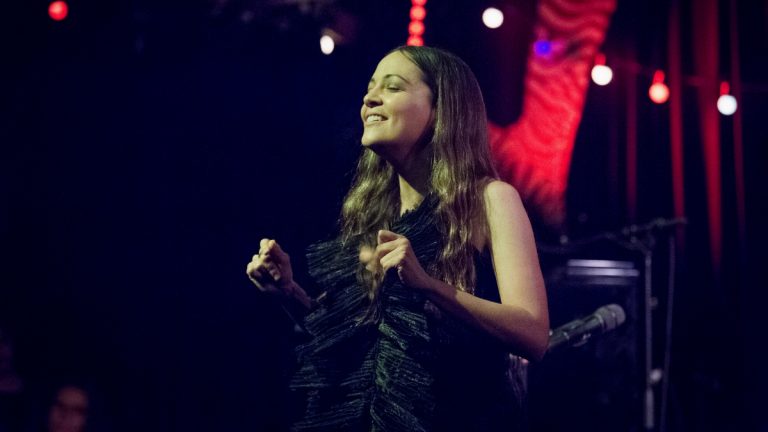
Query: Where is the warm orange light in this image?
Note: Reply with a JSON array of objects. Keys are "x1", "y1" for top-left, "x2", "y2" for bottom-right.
[{"x1": 649, "y1": 70, "x2": 670, "y2": 104}]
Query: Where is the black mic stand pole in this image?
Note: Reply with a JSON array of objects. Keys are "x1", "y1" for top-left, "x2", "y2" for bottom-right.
[
  {"x1": 627, "y1": 227, "x2": 656, "y2": 431},
  {"x1": 659, "y1": 234, "x2": 676, "y2": 432},
  {"x1": 610, "y1": 217, "x2": 684, "y2": 432}
]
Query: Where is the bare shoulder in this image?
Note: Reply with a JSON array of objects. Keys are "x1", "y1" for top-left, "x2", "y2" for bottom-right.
[
  {"x1": 472, "y1": 180, "x2": 530, "y2": 251},
  {"x1": 482, "y1": 180, "x2": 525, "y2": 217},
  {"x1": 484, "y1": 178, "x2": 519, "y2": 196}
]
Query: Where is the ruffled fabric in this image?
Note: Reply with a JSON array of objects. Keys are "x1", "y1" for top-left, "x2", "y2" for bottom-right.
[{"x1": 289, "y1": 195, "x2": 523, "y2": 431}]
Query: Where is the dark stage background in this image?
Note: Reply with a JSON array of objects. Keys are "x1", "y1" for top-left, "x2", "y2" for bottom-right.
[{"x1": 2, "y1": 0, "x2": 767, "y2": 431}]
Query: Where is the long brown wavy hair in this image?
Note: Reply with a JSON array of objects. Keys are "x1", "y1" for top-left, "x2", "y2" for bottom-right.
[{"x1": 341, "y1": 46, "x2": 497, "y2": 311}]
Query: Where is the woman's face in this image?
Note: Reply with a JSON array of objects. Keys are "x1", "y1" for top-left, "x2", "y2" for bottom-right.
[{"x1": 360, "y1": 51, "x2": 434, "y2": 157}]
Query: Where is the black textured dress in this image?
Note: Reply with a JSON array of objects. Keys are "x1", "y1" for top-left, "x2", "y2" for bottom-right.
[{"x1": 290, "y1": 195, "x2": 526, "y2": 431}]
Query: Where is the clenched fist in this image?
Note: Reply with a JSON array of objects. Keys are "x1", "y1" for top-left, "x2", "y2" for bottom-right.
[
  {"x1": 359, "y1": 229, "x2": 434, "y2": 290},
  {"x1": 246, "y1": 239, "x2": 297, "y2": 298}
]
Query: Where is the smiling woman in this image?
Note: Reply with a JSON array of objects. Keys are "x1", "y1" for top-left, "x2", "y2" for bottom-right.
[
  {"x1": 246, "y1": 46, "x2": 548, "y2": 431},
  {"x1": 360, "y1": 51, "x2": 435, "y2": 160}
]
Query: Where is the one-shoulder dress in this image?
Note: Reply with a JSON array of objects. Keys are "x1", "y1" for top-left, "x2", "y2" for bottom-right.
[{"x1": 289, "y1": 195, "x2": 526, "y2": 431}]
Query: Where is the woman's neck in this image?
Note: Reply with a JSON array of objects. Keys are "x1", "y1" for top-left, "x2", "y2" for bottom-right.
[
  {"x1": 373, "y1": 141, "x2": 432, "y2": 215},
  {"x1": 398, "y1": 176, "x2": 426, "y2": 215},
  {"x1": 392, "y1": 151, "x2": 431, "y2": 215}
]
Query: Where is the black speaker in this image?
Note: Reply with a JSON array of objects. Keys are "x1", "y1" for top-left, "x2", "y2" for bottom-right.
[{"x1": 528, "y1": 256, "x2": 645, "y2": 432}]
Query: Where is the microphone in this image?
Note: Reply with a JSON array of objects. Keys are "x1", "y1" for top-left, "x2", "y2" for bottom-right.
[{"x1": 547, "y1": 304, "x2": 626, "y2": 352}]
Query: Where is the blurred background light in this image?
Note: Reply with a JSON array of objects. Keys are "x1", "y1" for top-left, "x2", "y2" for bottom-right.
[
  {"x1": 48, "y1": 1, "x2": 68, "y2": 21},
  {"x1": 717, "y1": 82, "x2": 737, "y2": 115},
  {"x1": 410, "y1": 6, "x2": 426, "y2": 21},
  {"x1": 482, "y1": 7, "x2": 504, "y2": 29},
  {"x1": 591, "y1": 54, "x2": 613, "y2": 86},
  {"x1": 319, "y1": 34, "x2": 335, "y2": 55},
  {"x1": 534, "y1": 39, "x2": 551, "y2": 56},
  {"x1": 649, "y1": 70, "x2": 670, "y2": 104}
]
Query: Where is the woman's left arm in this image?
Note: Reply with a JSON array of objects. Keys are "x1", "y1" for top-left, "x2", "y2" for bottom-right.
[
  {"x1": 373, "y1": 182, "x2": 549, "y2": 360},
  {"x1": 430, "y1": 181, "x2": 549, "y2": 360}
]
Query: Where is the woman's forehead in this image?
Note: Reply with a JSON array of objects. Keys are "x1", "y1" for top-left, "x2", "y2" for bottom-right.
[{"x1": 371, "y1": 51, "x2": 423, "y2": 82}]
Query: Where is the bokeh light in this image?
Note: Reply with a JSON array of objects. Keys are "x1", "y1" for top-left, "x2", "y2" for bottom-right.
[
  {"x1": 48, "y1": 1, "x2": 69, "y2": 21},
  {"x1": 591, "y1": 54, "x2": 612, "y2": 86},
  {"x1": 649, "y1": 70, "x2": 669, "y2": 104},
  {"x1": 482, "y1": 8, "x2": 504, "y2": 29},
  {"x1": 717, "y1": 94, "x2": 737, "y2": 115},
  {"x1": 320, "y1": 35, "x2": 335, "y2": 55}
]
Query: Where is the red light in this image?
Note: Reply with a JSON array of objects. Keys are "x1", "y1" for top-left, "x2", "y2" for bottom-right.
[
  {"x1": 410, "y1": 6, "x2": 426, "y2": 21},
  {"x1": 594, "y1": 53, "x2": 606, "y2": 66},
  {"x1": 649, "y1": 70, "x2": 669, "y2": 104},
  {"x1": 719, "y1": 81, "x2": 730, "y2": 95},
  {"x1": 48, "y1": 1, "x2": 69, "y2": 21},
  {"x1": 408, "y1": 0, "x2": 426, "y2": 45},
  {"x1": 408, "y1": 21, "x2": 425, "y2": 36},
  {"x1": 407, "y1": 35, "x2": 424, "y2": 46}
]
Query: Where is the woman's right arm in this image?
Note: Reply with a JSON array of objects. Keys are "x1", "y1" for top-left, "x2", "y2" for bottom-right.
[{"x1": 246, "y1": 239, "x2": 314, "y2": 311}]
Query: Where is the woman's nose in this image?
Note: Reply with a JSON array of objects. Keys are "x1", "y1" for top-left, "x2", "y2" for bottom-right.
[{"x1": 363, "y1": 89, "x2": 381, "y2": 107}]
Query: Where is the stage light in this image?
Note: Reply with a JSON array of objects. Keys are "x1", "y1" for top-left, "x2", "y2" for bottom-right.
[
  {"x1": 717, "y1": 81, "x2": 737, "y2": 115},
  {"x1": 482, "y1": 8, "x2": 504, "y2": 29},
  {"x1": 319, "y1": 35, "x2": 335, "y2": 55},
  {"x1": 410, "y1": 6, "x2": 426, "y2": 21},
  {"x1": 590, "y1": 53, "x2": 613, "y2": 86},
  {"x1": 649, "y1": 70, "x2": 670, "y2": 104},
  {"x1": 408, "y1": 0, "x2": 426, "y2": 46},
  {"x1": 533, "y1": 39, "x2": 551, "y2": 56},
  {"x1": 48, "y1": 1, "x2": 68, "y2": 21},
  {"x1": 407, "y1": 35, "x2": 423, "y2": 46},
  {"x1": 408, "y1": 21, "x2": 425, "y2": 36}
]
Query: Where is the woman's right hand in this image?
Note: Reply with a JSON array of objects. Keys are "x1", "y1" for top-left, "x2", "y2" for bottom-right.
[{"x1": 246, "y1": 239, "x2": 297, "y2": 299}]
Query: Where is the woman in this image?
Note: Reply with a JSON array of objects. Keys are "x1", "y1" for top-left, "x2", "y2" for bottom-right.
[{"x1": 246, "y1": 46, "x2": 549, "y2": 431}]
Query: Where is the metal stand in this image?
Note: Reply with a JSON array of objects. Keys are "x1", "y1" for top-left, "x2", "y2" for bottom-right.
[
  {"x1": 659, "y1": 236, "x2": 676, "y2": 432},
  {"x1": 607, "y1": 218, "x2": 684, "y2": 432},
  {"x1": 538, "y1": 217, "x2": 684, "y2": 432}
]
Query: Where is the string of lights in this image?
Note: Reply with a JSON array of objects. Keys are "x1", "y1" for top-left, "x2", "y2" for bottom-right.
[
  {"x1": 589, "y1": 53, "x2": 739, "y2": 115},
  {"x1": 407, "y1": 0, "x2": 427, "y2": 47},
  {"x1": 43, "y1": 0, "x2": 747, "y2": 117}
]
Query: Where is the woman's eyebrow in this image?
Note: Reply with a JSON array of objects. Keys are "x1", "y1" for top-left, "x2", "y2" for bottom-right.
[{"x1": 368, "y1": 74, "x2": 412, "y2": 86}]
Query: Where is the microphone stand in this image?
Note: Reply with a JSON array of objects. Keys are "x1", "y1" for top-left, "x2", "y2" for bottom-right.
[
  {"x1": 540, "y1": 217, "x2": 685, "y2": 432},
  {"x1": 660, "y1": 235, "x2": 676, "y2": 432},
  {"x1": 606, "y1": 218, "x2": 685, "y2": 432}
]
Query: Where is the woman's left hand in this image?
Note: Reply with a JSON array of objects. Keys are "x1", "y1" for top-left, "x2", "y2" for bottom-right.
[{"x1": 359, "y1": 229, "x2": 434, "y2": 290}]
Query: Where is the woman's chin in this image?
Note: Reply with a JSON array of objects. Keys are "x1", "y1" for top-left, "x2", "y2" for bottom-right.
[{"x1": 361, "y1": 140, "x2": 388, "y2": 151}]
